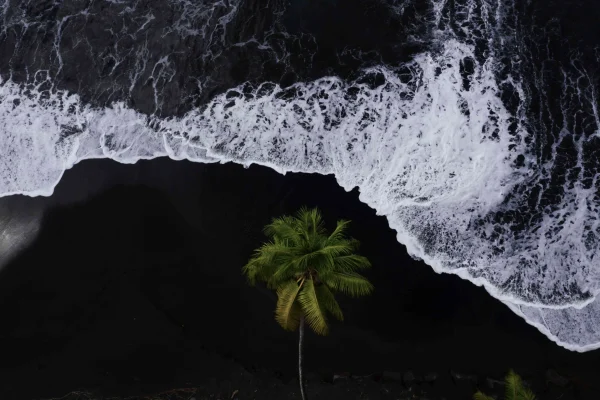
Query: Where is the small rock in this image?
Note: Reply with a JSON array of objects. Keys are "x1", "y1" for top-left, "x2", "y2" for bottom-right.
[
  {"x1": 450, "y1": 369, "x2": 477, "y2": 384},
  {"x1": 333, "y1": 372, "x2": 350, "y2": 383},
  {"x1": 546, "y1": 369, "x2": 569, "y2": 387}
]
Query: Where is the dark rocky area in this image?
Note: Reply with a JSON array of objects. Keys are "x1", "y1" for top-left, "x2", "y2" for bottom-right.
[{"x1": 0, "y1": 158, "x2": 598, "y2": 400}]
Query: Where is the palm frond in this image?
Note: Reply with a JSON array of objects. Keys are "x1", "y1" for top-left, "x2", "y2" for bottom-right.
[
  {"x1": 505, "y1": 369, "x2": 519, "y2": 400},
  {"x1": 269, "y1": 250, "x2": 328, "y2": 285},
  {"x1": 327, "y1": 219, "x2": 351, "y2": 242},
  {"x1": 264, "y1": 216, "x2": 302, "y2": 244},
  {"x1": 242, "y1": 259, "x2": 260, "y2": 286},
  {"x1": 521, "y1": 391, "x2": 536, "y2": 400},
  {"x1": 323, "y1": 272, "x2": 374, "y2": 297},
  {"x1": 243, "y1": 254, "x2": 281, "y2": 286},
  {"x1": 253, "y1": 241, "x2": 297, "y2": 263},
  {"x1": 242, "y1": 240, "x2": 300, "y2": 285},
  {"x1": 316, "y1": 284, "x2": 344, "y2": 321},
  {"x1": 306, "y1": 251, "x2": 336, "y2": 276},
  {"x1": 288, "y1": 251, "x2": 323, "y2": 272},
  {"x1": 334, "y1": 254, "x2": 372, "y2": 272},
  {"x1": 275, "y1": 280, "x2": 304, "y2": 331},
  {"x1": 505, "y1": 370, "x2": 535, "y2": 400},
  {"x1": 310, "y1": 240, "x2": 360, "y2": 276},
  {"x1": 473, "y1": 392, "x2": 495, "y2": 400},
  {"x1": 297, "y1": 278, "x2": 329, "y2": 335},
  {"x1": 296, "y1": 207, "x2": 326, "y2": 238},
  {"x1": 268, "y1": 266, "x2": 304, "y2": 289},
  {"x1": 317, "y1": 242, "x2": 356, "y2": 258}
]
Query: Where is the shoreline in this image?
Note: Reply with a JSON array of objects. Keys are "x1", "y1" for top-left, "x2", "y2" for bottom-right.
[{"x1": 0, "y1": 158, "x2": 598, "y2": 399}]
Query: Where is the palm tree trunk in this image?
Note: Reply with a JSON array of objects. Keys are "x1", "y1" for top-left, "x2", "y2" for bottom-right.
[{"x1": 298, "y1": 315, "x2": 308, "y2": 400}]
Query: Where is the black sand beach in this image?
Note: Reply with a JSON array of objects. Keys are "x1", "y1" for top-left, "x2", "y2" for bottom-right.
[{"x1": 0, "y1": 159, "x2": 599, "y2": 400}]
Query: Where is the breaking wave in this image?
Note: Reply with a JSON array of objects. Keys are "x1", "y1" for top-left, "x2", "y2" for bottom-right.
[{"x1": 0, "y1": 0, "x2": 598, "y2": 351}]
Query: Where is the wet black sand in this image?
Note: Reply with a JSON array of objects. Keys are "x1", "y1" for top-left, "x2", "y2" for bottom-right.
[{"x1": 0, "y1": 158, "x2": 599, "y2": 400}]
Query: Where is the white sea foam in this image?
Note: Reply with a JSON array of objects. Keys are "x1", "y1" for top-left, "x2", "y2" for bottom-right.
[
  {"x1": 0, "y1": 0, "x2": 599, "y2": 351},
  {"x1": 507, "y1": 300, "x2": 600, "y2": 352}
]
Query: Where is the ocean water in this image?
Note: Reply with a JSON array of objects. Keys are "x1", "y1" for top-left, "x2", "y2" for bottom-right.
[{"x1": 0, "y1": 0, "x2": 598, "y2": 351}]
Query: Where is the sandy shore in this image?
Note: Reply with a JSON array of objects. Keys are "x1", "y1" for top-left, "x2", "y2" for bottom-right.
[{"x1": 0, "y1": 158, "x2": 598, "y2": 400}]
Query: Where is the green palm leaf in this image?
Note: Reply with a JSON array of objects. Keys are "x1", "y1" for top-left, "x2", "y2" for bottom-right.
[
  {"x1": 298, "y1": 278, "x2": 329, "y2": 335},
  {"x1": 268, "y1": 259, "x2": 302, "y2": 287},
  {"x1": 275, "y1": 280, "x2": 304, "y2": 331},
  {"x1": 316, "y1": 284, "x2": 344, "y2": 321},
  {"x1": 505, "y1": 370, "x2": 535, "y2": 400},
  {"x1": 505, "y1": 369, "x2": 519, "y2": 400},
  {"x1": 520, "y1": 392, "x2": 536, "y2": 400},
  {"x1": 334, "y1": 254, "x2": 372, "y2": 272},
  {"x1": 317, "y1": 242, "x2": 355, "y2": 258},
  {"x1": 473, "y1": 392, "x2": 495, "y2": 400},
  {"x1": 323, "y1": 271, "x2": 374, "y2": 297},
  {"x1": 296, "y1": 207, "x2": 326, "y2": 238},
  {"x1": 326, "y1": 219, "x2": 350, "y2": 242},
  {"x1": 474, "y1": 370, "x2": 535, "y2": 400},
  {"x1": 265, "y1": 216, "x2": 302, "y2": 244},
  {"x1": 243, "y1": 243, "x2": 294, "y2": 285}
]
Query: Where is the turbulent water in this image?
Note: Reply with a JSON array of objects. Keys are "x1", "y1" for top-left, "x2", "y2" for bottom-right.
[{"x1": 0, "y1": 0, "x2": 598, "y2": 351}]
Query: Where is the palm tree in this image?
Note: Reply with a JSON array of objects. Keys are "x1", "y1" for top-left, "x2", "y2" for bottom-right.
[
  {"x1": 243, "y1": 207, "x2": 373, "y2": 400},
  {"x1": 474, "y1": 370, "x2": 536, "y2": 400}
]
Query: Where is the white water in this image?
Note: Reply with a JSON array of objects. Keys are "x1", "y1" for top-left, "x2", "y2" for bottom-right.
[{"x1": 0, "y1": 0, "x2": 599, "y2": 352}]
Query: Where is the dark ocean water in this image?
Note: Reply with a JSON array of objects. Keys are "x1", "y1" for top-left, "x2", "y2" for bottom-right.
[{"x1": 0, "y1": 0, "x2": 598, "y2": 349}]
